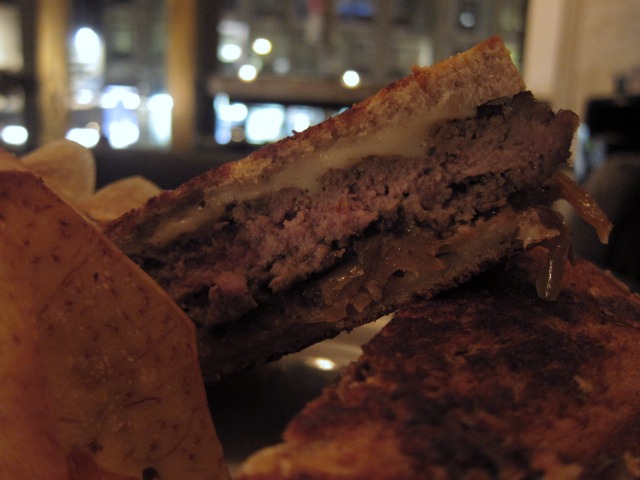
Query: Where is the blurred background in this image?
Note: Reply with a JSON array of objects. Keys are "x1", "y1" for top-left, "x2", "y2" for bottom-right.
[
  {"x1": 0, "y1": 0, "x2": 530, "y2": 164},
  {"x1": 0, "y1": 0, "x2": 639, "y2": 284}
]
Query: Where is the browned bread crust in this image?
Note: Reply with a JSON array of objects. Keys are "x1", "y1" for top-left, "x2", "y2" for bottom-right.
[{"x1": 237, "y1": 249, "x2": 640, "y2": 479}]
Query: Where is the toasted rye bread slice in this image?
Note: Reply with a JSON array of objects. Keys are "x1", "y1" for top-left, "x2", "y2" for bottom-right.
[{"x1": 236, "y1": 248, "x2": 640, "y2": 479}]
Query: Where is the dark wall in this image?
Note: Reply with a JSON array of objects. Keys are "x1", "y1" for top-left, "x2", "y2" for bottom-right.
[{"x1": 93, "y1": 145, "x2": 255, "y2": 190}]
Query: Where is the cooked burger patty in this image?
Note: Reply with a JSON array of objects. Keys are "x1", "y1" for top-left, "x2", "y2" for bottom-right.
[{"x1": 130, "y1": 92, "x2": 576, "y2": 327}]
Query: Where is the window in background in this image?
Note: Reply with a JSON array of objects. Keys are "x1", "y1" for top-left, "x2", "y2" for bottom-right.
[
  {"x1": 57, "y1": 0, "x2": 527, "y2": 151},
  {"x1": 213, "y1": 93, "x2": 341, "y2": 146},
  {"x1": 67, "y1": 0, "x2": 170, "y2": 150},
  {"x1": 204, "y1": 0, "x2": 528, "y2": 147},
  {"x1": 0, "y1": 2, "x2": 28, "y2": 152}
]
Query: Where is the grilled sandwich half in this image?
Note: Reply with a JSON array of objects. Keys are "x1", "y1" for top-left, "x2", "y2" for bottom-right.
[
  {"x1": 106, "y1": 37, "x2": 581, "y2": 381},
  {"x1": 237, "y1": 248, "x2": 640, "y2": 479}
]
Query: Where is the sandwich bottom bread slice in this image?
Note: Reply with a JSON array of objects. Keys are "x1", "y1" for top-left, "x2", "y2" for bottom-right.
[
  {"x1": 236, "y1": 248, "x2": 640, "y2": 480},
  {"x1": 106, "y1": 37, "x2": 594, "y2": 382}
]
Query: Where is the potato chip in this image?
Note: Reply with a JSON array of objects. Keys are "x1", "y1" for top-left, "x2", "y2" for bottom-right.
[
  {"x1": 0, "y1": 222, "x2": 69, "y2": 480},
  {"x1": 21, "y1": 139, "x2": 97, "y2": 203},
  {"x1": 0, "y1": 147, "x2": 27, "y2": 171},
  {"x1": 0, "y1": 170, "x2": 229, "y2": 480},
  {"x1": 80, "y1": 175, "x2": 162, "y2": 225},
  {"x1": 67, "y1": 452, "x2": 137, "y2": 480}
]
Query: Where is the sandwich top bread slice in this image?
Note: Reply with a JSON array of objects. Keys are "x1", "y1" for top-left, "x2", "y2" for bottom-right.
[
  {"x1": 105, "y1": 37, "x2": 582, "y2": 381},
  {"x1": 236, "y1": 248, "x2": 640, "y2": 480}
]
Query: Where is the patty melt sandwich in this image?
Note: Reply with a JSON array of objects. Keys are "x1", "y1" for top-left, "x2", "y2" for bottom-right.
[
  {"x1": 236, "y1": 248, "x2": 640, "y2": 479},
  {"x1": 105, "y1": 37, "x2": 588, "y2": 381}
]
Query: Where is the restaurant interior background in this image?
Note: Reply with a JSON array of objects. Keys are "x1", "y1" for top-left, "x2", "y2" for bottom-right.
[{"x1": 0, "y1": 0, "x2": 639, "y2": 285}]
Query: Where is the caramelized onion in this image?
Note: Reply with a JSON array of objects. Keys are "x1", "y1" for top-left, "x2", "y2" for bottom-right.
[
  {"x1": 553, "y1": 170, "x2": 613, "y2": 244},
  {"x1": 354, "y1": 231, "x2": 444, "y2": 280},
  {"x1": 316, "y1": 232, "x2": 445, "y2": 318},
  {"x1": 319, "y1": 262, "x2": 366, "y2": 310},
  {"x1": 535, "y1": 213, "x2": 571, "y2": 301}
]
